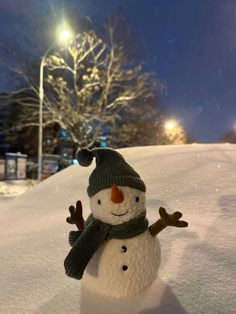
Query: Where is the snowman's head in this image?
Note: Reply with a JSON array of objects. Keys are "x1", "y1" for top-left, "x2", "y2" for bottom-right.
[
  {"x1": 90, "y1": 184, "x2": 146, "y2": 225},
  {"x1": 77, "y1": 147, "x2": 147, "y2": 225}
]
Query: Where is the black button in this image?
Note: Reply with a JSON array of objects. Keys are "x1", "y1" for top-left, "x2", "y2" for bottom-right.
[
  {"x1": 121, "y1": 245, "x2": 127, "y2": 252},
  {"x1": 122, "y1": 265, "x2": 128, "y2": 271}
]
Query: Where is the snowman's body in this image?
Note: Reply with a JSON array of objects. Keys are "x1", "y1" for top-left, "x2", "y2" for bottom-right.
[
  {"x1": 65, "y1": 148, "x2": 188, "y2": 299},
  {"x1": 83, "y1": 230, "x2": 161, "y2": 298},
  {"x1": 81, "y1": 186, "x2": 161, "y2": 298}
]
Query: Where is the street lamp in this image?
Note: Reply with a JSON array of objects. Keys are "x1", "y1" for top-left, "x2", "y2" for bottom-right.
[
  {"x1": 38, "y1": 26, "x2": 73, "y2": 181},
  {"x1": 164, "y1": 119, "x2": 177, "y2": 131},
  {"x1": 164, "y1": 118, "x2": 186, "y2": 145}
]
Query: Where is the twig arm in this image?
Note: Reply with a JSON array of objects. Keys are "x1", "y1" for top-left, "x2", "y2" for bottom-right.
[
  {"x1": 149, "y1": 218, "x2": 167, "y2": 236},
  {"x1": 149, "y1": 207, "x2": 188, "y2": 236},
  {"x1": 66, "y1": 200, "x2": 85, "y2": 231}
]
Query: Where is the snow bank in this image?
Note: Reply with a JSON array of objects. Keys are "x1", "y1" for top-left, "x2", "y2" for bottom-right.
[
  {"x1": 0, "y1": 144, "x2": 235, "y2": 314},
  {"x1": 0, "y1": 180, "x2": 36, "y2": 197}
]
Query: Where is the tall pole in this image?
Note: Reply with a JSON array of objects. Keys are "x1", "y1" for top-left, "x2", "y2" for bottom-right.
[
  {"x1": 37, "y1": 28, "x2": 73, "y2": 180},
  {"x1": 38, "y1": 43, "x2": 55, "y2": 181},
  {"x1": 38, "y1": 56, "x2": 45, "y2": 181}
]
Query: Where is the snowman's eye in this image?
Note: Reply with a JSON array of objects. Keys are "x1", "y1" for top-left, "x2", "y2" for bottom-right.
[
  {"x1": 98, "y1": 199, "x2": 101, "y2": 205},
  {"x1": 135, "y1": 197, "x2": 139, "y2": 202}
]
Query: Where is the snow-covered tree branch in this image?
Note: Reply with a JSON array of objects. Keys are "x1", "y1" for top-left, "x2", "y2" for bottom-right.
[{"x1": 1, "y1": 18, "x2": 163, "y2": 151}]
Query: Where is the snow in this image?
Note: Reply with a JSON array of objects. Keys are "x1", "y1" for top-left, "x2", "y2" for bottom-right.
[
  {"x1": 0, "y1": 144, "x2": 235, "y2": 314},
  {"x1": 0, "y1": 180, "x2": 36, "y2": 197}
]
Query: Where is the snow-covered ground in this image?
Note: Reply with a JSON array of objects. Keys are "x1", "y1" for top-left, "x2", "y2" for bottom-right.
[
  {"x1": 0, "y1": 144, "x2": 235, "y2": 314},
  {"x1": 0, "y1": 180, "x2": 36, "y2": 198}
]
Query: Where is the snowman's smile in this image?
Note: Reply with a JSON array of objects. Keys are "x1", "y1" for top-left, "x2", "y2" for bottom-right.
[{"x1": 111, "y1": 210, "x2": 128, "y2": 217}]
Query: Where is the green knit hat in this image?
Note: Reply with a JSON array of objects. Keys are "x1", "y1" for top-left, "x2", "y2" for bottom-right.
[{"x1": 77, "y1": 147, "x2": 146, "y2": 197}]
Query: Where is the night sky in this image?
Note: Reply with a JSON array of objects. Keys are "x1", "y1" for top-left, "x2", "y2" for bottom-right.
[{"x1": 0, "y1": 0, "x2": 236, "y2": 142}]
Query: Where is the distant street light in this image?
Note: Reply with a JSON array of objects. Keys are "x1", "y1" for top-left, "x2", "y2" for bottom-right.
[
  {"x1": 165, "y1": 119, "x2": 177, "y2": 131},
  {"x1": 38, "y1": 25, "x2": 73, "y2": 181},
  {"x1": 164, "y1": 118, "x2": 186, "y2": 144}
]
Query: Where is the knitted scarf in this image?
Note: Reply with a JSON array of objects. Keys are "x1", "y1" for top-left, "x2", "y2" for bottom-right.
[{"x1": 64, "y1": 211, "x2": 148, "y2": 280}]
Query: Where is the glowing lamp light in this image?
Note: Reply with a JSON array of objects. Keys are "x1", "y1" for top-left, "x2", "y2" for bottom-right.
[
  {"x1": 165, "y1": 120, "x2": 176, "y2": 131},
  {"x1": 58, "y1": 29, "x2": 72, "y2": 42},
  {"x1": 57, "y1": 22, "x2": 73, "y2": 44}
]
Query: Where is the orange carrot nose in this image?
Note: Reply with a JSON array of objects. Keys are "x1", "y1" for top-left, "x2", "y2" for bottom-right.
[{"x1": 111, "y1": 184, "x2": 124, "y2": 203}]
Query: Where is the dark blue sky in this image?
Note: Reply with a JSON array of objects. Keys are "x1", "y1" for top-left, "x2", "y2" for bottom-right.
[{"x1": 0, "y1": 0, "x2": 236, "y2": 142}]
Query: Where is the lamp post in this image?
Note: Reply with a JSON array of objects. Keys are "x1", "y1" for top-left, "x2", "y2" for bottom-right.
[
  {"x1": 37, "y1": 27, "x2": 73, "y2": 181},
  {"x1": 38, "y1": 45, "x2": 54, "y2": 181}
]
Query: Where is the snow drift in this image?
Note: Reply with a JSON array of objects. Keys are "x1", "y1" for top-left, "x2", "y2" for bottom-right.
[{"x1": 0, "y1": 144, "x2": 235, "y2": 314}]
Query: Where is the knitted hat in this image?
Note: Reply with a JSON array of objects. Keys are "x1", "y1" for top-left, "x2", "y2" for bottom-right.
[{"x1": 77, "y1": 147, "x2": 146, "y2": 197}]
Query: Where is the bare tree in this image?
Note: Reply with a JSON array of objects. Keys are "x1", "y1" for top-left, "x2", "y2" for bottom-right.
[
  {"x1": 110, "y1": 95, "x2": 162, "y2": 147},
  {"x1": 2, "y1": 18, "x2": 161, "y2": 151}
]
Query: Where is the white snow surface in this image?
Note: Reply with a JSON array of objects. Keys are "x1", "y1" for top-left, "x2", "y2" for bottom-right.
[{"x1": 0, "y1": 144, "x2": 235, "y2": 314}]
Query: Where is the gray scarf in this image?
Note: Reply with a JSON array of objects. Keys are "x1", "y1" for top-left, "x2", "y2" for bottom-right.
[{"x1": 64, "y1": 211, "x2": 148, "y2": 280}]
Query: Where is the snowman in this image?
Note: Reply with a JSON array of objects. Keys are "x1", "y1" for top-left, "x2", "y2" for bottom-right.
[{"x1": 64, "y1": 148, "x2": 188, "y2": 298}]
